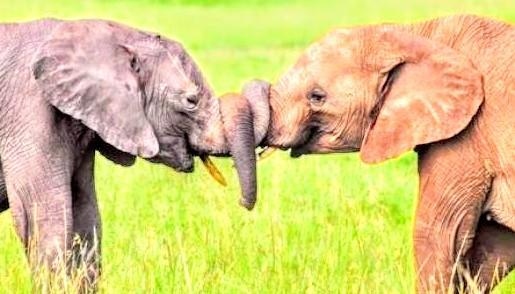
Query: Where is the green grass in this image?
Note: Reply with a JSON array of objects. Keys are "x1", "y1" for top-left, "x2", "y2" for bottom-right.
[{"x1": 0, "y1": 0, "x2": 514, "y2": 292}]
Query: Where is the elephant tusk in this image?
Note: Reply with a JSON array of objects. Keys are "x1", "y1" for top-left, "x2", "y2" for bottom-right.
[
  {"x1": 200, "y1": 155, "x2": 227, "y2": 187},
  {"x1": 258, "y1": 147, "x2": 277, "y2": 161}
]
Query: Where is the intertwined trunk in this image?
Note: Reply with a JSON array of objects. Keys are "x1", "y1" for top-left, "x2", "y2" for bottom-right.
[{"x1": 190, "y1": 80, "x2": 271, "y2": 210}]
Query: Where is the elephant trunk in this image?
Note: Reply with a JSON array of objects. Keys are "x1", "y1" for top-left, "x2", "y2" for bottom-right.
[
  {"x1": 220, "y1": 94, "x2": 258, "y2": 210},
  {"x1": 222, "y1": 80, "x2": 271, "y2": 210},
  {"x1": 241, "y1": 80, "x2": 271, "y2": 146}
]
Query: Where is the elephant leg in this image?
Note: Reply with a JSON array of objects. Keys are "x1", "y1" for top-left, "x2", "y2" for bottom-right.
[
  {"x1": 414, "y1": 147, "x2": 492, "y2": 293},
  {"x1": 71, "y1": 148, "x2": 101, "y2": 287},
  {"x1": 5, "y1": 168, "x2": 73, "y2": 269},
  {"x1": 1, "y1": 136, "x2": 74, "y2": 273},
  {"x1": 464, "y1": 216, "x2": 515, "y2": 292}
]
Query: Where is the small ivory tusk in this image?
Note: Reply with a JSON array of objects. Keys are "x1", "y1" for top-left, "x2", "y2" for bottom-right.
[
  {"x1": 258, "y1": 147, "x2": 277, "y2": 161},
  {"x1": 200, "y1": 155, "x2": 227, "y2": 187}
]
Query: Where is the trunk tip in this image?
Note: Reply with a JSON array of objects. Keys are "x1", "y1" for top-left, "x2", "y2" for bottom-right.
[{"x1": 239, "y1": 198, "x2": 256, "y2": 211}]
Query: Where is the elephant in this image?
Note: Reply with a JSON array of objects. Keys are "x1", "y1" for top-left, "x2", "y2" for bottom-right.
[
  {"x1": 242, "y1": 15, "x2": 515, "y2": 293},
  {"x1": 0, "y1": 19, "x2": 269, "y2": 287}
]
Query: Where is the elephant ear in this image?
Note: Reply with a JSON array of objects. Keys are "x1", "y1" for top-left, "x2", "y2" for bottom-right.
[
  {"x1": 360, "y1": 29, "x2": 484, "y2": 163},
  {"x1": 32, "y1": 21, "x2": 159, "y2": 158}
]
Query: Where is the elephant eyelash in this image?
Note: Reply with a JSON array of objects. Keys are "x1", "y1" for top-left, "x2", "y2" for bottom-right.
[{"x1": 307, "y1": 87, "x2": 327, "y2": 106}]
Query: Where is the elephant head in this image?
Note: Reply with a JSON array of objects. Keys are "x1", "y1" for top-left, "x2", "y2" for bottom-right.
[
  {"x1": 32, "y1": 20, "x2": 270, "y2": 210},
  {"x1": 254, "y1": 26, "x2": 484, "y2": 163}
]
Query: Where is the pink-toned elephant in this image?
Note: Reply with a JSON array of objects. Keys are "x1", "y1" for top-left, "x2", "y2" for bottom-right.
[{"x1": 241, "y1": 15, "x2": 515, "y2": 292}]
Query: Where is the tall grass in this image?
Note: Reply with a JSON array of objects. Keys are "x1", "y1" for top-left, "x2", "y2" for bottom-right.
[{"x1": 0, "y1": 0, "x2": 513, "y2": 292}]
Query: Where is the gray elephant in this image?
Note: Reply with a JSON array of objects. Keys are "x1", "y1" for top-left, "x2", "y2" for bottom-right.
[{"x1": 0, "y1": 19, "x2": 269, "y2": 285}]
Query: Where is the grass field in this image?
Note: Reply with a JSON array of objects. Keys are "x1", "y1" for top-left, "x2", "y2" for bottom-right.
[{"x1": 0, "y1": 0, "x2": 514, "y2": 293}]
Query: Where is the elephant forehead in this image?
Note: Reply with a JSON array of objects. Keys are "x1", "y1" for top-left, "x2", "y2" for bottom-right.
[
  {"x1": 331, "y1": 75, "x2": 362, "y2": 94},
  {"x1": 320, "y1": 29, "x2": 362, "y2": 53},
  {"x1": 304, "y1": 43, "x2": 359, "y2": 73},
  {"x1": 276, "y1": 65, "x2": 308, "y2": 92},
  {"x1": 304, "y1": 42, "x2": 338, "y2": 63},
  {"x1": 151, "y1": 54, "x2": 196, "y2": 91}
]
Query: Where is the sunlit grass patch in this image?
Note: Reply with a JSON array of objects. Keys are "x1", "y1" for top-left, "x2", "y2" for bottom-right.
[{"x1": 0, "y1": 0, "x2": 514, "y2": 293}]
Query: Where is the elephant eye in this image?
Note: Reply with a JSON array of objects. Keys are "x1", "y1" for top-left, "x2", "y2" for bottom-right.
[
  {"x1": 130, "y1": 56, "x2": 141, "y2": 74},
  {"x1": 307, "y1": 87, "x2": 327, "y2": 106}
]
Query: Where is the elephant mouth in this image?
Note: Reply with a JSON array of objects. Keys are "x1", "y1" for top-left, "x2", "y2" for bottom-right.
[
  {"x1": 289, "y1": 127, "x2": 360, "y2": 157},
  {"x1": 150, "y1": 154, "x2": 194, "y2": 173},
  {"x1": 290, "y1": 126, "x2": 321, "y2": 158},
  {"x1": 149, "y1": 134, "x2": 195, "y2": 173}
]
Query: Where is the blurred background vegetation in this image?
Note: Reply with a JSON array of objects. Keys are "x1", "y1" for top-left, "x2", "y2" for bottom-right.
[{"x1": 0, "y1": 0, "x2": 513, "y2": 293}]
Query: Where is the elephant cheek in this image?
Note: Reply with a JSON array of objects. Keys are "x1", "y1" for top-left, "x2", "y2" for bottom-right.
[
  {"x1": 187, "y1": 98, "x2": 228, "y2": 155},
  {"x1": 265, "y1": 91, "x2": 306, "y2": 148}
]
